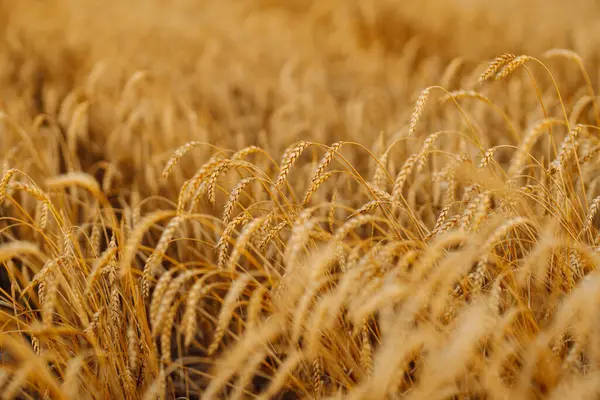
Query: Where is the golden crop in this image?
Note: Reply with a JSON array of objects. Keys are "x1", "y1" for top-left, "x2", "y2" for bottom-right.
[{"x1": 1, "y1": 0, "x2": 600, "y2": 398}]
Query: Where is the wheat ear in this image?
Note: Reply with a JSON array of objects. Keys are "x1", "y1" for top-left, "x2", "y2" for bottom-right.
[
  {"x1": 273, "y1": 141, "x2": 310, "y2": 190},
  {"x1": 408, "y1": 88, "x2": 431, "y2": 135},
  {"x1": 479, "y1": 53, "x2": 516, "y2": 83},
  {"x1": 207, "y1": 274, "x2": 252, "y2": 355},
  {"x1": 223, "y1": 177, "x2": 253, "y2": 225},
  {"x1": 162, "y1": 141, "x2": 203, "y2": 179}
]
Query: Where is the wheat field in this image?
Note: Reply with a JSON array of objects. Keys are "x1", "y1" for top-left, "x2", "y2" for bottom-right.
[{"x1": 3, "y1": 0, "x2": 600, "y2": 399}]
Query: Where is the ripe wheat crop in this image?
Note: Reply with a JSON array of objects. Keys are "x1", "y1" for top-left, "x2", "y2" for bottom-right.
[{"x1": 3, "y1": 0, "x2": 600, "y2": 398}]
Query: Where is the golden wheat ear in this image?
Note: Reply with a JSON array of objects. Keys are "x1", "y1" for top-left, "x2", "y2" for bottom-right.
[
  {"x1": 408, "y1": 88, "x2": 431, "y2": 136},
  {"x1": 479, "y1": 53, "x2": 516, "y2": 83}
]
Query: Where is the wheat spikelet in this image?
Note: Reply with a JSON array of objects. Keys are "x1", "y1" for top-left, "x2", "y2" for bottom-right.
[
  {"x1": 310, "y1": 142, "x2": 344, "y2": 185},
  {"x1": 223, "y1": 177, "x2": 253, "y2": 225},
  {"x1": 494, "y1": 55, "x2": 531, "y2": 80},
  {"x1": 257, "y1": 220, "x2": 287, "y2": 251},
  {"x1": 160, "y1": 303, "x2": 178, "y2": 363},
  {"x1": 569, "y1": 249, "x2": 583, "y2": 284},
  {"x1": 182, "y1": 277, "x2": 213, "y2": 348},
  {"x1": 34, "y1": 201, "x2": 49, "y2": 232},
  {"x1": 329, "y1": 191, "x2": 337, "y2": 233},
  {"x1": 508, "y1": 118, "x2": 564, "y2": 176},
  {"x1": 372, "y1": 150, "x2": 389, "y2": 190},
  {"x1": 206, "y1": 159, "x2": 252, "y2": 204},
  {"x1": 85, "y1": 242, "x2": 117, "y2": 295},
  {"x1": 470, "y1": 191, "x2": 492, "y2": 232},
  {"x1": 303, "y1": 171, "x2": 334, "y2": 205},
  {"x1": 217, "y1": 213, "x2": 251, "y2": 269},
  {"x1": 177, "y1": 154, "x2": 223, "y2": 211},
  {"x1": 207, "y1": 273, "x2": 252, "y2": 355},
  {"x1": 549, "y1": 125, "x2": 582, "y2": 174},
  {"x1": 0, "y1": 168, "x2": 18, "y2": 204},
  {"x1": 478, "y1": 147, "x2": 498, "y2": 169},
  {"x1": 31, "y1": 336, "x2": 41, "y2": 356},
  {"x1": 435, "y1": 214, "x2": 460, "y2": 238},
  {"x1": 416, "y1": 131, "x2": 443, "y2": 173},
  {"x1": 335, "y1": 214, "x2": 377, "y2": 242},
  {"x1": 360, "y1": 321, "x2": 373, "y2": 378},
  {"x1": 440, "y1": 89, "x2": 491, "y2": 103},
  {"x1": 42, "y1": 273, "x2": 58, "y2": 327},
  {"x1": 580, "y1": 144, "x2": 600, "y2": 166},
  {"x1": 312, "y1": 357, "x2": 324, "y2": 397},
  {"x1": 273, "y1": 140, "x2": 310, "y2": 190},
  {"x1": 353, "y1": 200, "x2": 381, "y2": 216},
  {"x1": 8, "y1": 181, "x2": 50, "y2": 204},
  {"x1": 120, "y1": 210, "x2": 176, "y2": 275},
  {"x1": 61, "y1": 229, "x2": 75, "y2": 257},
  {"x1": 108, "y1": 260, "x2": 122, "y2": 330},
  {"x1": 128, "y1": 324, "x2": 139, "y2": 373},
  {"x1": 462, "y1": 183, "x2": 481, "y2": 205},
  {"x1": 392, "y1": 154, "x2": 418, "y2": 201},
  {"x1": 176, "y1": 179, "x2": 198, "y2": 214},
  {"x1": 231, "y1": 145, "x2": 261, "y2": 160},
  {"x1": 479, "y1": 53, "x2": 516, "y2": 83},
  {"x1": 583, "y1": 196, "x2": 600, "y2": 232},
  {"x1": 90, "y1": 218, "x2": 101, "y2": 256},
  {"x1": 84, "y1": 308, "x2": 102, "y2": 338},
  {"x1": 408, "y1": 88, "x2": 430, "y2": 136},
  {"x1": 148, "y1": 268, "x2": 178, "y2": 325},
  {"x1": 162, "y1": 141, "x2": 203, "y2": 179},
  {"x1": 253, "y1": 213, "x2": 275, "y2": 247},
  {"x1": 152, "y1": 270, "x2": 196, "y2": 335},
  {"x1": 284, "y1": 210, "x2": 318, "y2": 266},
  {"x1": 365, "y1": 182, "x2": 393, "y2": 203},
  {"x1": 458, "y1": 195, "x2": 482, "y2": 231},
  {"x1": 142, "y1": 215, "x2": 186, "y2": 297},
  {"x1": 226, "y1": 217, "x2": 266, "y2": 272},
  {"x1": 433, "y1": 204, "x2": 452, "y2": 233}
]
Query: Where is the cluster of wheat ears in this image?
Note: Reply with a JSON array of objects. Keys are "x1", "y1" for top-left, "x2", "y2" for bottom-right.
[{"x1": 4, "y1": 2, "x2": 600, "y2": 399}]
